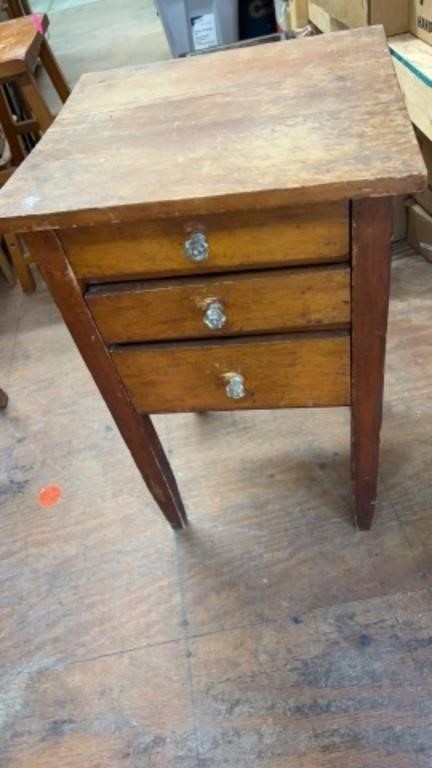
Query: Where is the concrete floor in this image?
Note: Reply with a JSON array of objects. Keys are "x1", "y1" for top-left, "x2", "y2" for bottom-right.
[
  {"x1": 1, "y1": 2, "x2": 432, "y2": 767},
  {"x1": 37, "y1": 0, "x2": 170, "y2": 88}
]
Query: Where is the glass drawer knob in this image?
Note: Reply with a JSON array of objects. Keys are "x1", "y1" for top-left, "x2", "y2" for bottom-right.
[
  {"x1": 203, "y1": 301, "x2": 226, "y2": 330},
  {"x1": 184, "y1": 231, "x2": 208, "y2": 262},
  {"x1": 225, "y1": 373, "x2": 245, "y2": 400}
]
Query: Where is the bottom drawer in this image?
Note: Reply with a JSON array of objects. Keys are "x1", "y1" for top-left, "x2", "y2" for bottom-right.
[{"x1": 112, "y1": 334, "x2": 351, "y2": 413}]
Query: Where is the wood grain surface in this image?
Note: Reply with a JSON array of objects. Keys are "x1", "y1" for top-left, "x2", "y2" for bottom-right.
[
  {"x1": 87, "y1": 265, "x2": 351, "y2": 343},
  {"x1": 0, "y1": 27, "x2": 424, "y2": 231},
  {"x1": 112, "y1": 333, "x2": 351, "y2": 413},
  {"x1": 61, "y1": 202, "x2": 349, "y2": 281}
]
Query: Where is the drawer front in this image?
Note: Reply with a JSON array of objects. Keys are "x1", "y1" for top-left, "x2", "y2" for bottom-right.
[
  {"x1": 88, "y1": 266, "x2": 351, "y2": 343},
  {"x1": 112, "y1": 333, "x2": 351, "y2": 413},
  {"x1": 60, "y1": 202, "x2": 349, "y2": 281}
]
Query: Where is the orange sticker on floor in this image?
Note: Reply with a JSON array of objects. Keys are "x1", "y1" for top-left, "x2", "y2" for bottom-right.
[{"x1": 38, "y1": 485, "x2": 62, "y2": 508}]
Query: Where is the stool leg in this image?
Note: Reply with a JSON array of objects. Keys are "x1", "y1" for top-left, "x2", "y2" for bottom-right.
[
  {"x1": 17, "y1": 72, "x2": 53, "y2": 133},
  {"x1": 0, "y1": 388, "x2": 8, "y2": 409},
  {"x1": 0, "y1": 244, "x2": 16, "y2": 286},
  {"x1": 39, "y1": 40, "x2": 71, "y2": 104},
  {"x1": 4, "y1": 233, "x2": 36, "y2": 295},
  {"x1": 0, "y1": 85, "x2": 25, "y2": 167}
]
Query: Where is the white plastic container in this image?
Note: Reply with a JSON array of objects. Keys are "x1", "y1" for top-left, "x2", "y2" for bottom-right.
[{"x1": 155, "y1": 0, "x2": 239, "y2": 57}]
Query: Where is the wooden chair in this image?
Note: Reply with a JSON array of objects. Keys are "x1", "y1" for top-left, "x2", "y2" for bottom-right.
[
  {"x1": 0, "y1": 14, "x2": 70, "y2": 292},
  {"x1": 4, "y1": 1, "x2": 32, "y2": 18}
]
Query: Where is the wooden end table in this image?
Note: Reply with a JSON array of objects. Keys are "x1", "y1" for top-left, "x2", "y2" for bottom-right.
[{"x1": 0, "y1": 28, "x2": 425, "y2": 530}]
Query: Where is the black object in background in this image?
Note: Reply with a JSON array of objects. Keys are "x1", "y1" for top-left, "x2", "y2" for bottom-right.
[{"x1": 239, "y1": 0, "x2": 277, "y2": 39}]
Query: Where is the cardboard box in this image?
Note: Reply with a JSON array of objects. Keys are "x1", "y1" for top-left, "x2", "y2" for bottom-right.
[
  {"x1": 309, "y1": 0, "x2": 410, "y2": 36},
  {"x1": 407, "y1": 201, "x2": 432, "y2": 261},
  {"x1": 410, "y1": 0, "x2": 432, "y2": 45},
  {"x1": 308, "y1": 1, "x2": 347, "y2": 31},
  {"x1": 413, "y1": 127, "x2": 432, "y2": 212},
  {"x1": 291, "y1": 0, "x2": 309, "y2": 27},
  {"x1": 389, "y1": 34, "x2": 432, "y2": 142}
]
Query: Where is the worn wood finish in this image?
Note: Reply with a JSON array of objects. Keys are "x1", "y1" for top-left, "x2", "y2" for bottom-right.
[
  {"x1": 351, "y1": 198, "x2": 393, "y2": 531},
  {"x1": 112, "y1": 333, "x2": 351, "y2": 414},
  {"x1": 87, "y1": 266, "x2": 351, "y2": 344},
  {"x1": 61, "y1": 202, "x2": 349, "y2": 282},
  {"x1": 0, "y1": 27, "x2": 424, "y2": 232},
  {"x1": 24, "y1": 230, "x2": 187, "y2": 530}
]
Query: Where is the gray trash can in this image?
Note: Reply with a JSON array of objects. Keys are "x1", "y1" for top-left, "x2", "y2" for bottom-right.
[{"x1": 155, "y1": 0, "x2": 239, "y2": 57}]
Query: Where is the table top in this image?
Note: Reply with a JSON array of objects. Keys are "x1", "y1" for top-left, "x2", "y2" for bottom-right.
[{"x1": 0, "y1": 26, "x2": 425, "y2": 231}]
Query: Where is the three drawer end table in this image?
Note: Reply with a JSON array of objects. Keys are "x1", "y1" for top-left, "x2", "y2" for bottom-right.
[{"x1": 0, "y1": 27, "x2": 425, "y2": 531}]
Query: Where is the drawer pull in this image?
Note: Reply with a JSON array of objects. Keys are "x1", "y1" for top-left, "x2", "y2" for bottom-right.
[
  {"x1": 184, "y1": 231, "x2": 208, "y2": 262},
  {"x1": 203, "y1": 301, "x2": 226, "y2": 330},
  {"x1": 224, "y1": 373, "x2": 245, "y2": 400}
]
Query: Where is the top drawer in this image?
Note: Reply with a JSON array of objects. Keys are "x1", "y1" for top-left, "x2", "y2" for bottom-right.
[{"x1": 59, "y1": 202, "x2": 349, "y2": 282}]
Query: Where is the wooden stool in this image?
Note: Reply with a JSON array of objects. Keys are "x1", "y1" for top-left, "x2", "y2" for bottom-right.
[{"x1": 0, "y1": 14, "x2": 70, "y2": 292}]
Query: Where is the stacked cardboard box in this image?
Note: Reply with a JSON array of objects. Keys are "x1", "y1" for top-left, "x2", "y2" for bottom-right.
[
  {"x1": 411, "y1": 0, "x2": 432, "y2": 45},
  {"x1": 305, "y1": 2, "x2": 432, "y2": 250},
  {"x1": 306, "y1": 1, "x2": 432, "y2": 42},
  {"x1": 407, "y1": 128, "x2": 432, "y2": 262},
  {"x1": 388, "y1": 34, "x2": 432, "y2": 257},
  {"x1": 308, "y1": 0, "x2": 410, "y2": 36}
]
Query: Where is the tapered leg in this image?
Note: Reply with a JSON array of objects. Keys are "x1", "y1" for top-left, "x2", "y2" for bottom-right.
[
  {"x1": 351, "y1": 198, "x2": 393, "y2": 530},
  {"x1": 25, "y1": 230, "x2": 187, "y2": 530}
]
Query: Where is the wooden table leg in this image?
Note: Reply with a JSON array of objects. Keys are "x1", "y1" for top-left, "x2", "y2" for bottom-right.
[
  {"x1": 351, "y1": 197, "x2": 393, "y2": 530},
  {"x1": 25, "y1": 230, "x2": 188, "y2": 530}
]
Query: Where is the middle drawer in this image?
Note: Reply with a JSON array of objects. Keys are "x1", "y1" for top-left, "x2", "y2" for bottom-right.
[{"x1": 87, "y1": 265, "x2": 351, "y2": 344}]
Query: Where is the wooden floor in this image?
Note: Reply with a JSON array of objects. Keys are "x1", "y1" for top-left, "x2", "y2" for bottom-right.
[
  {"x1": 1, "y1": 237, "x2": 432, "y2": 766},
  {"x1": 1, "y1": 2, "x2": 432, "y2": 765}
]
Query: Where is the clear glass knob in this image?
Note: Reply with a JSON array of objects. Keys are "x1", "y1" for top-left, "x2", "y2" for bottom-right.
[
  {"x1": 225, "y1": 373, "x2": 245, "y2": 400},
  {"x1": 203, "y1": 301, "x2": 226, "y2": 330},
  {"x1": 184, "y1": 231, "x2": 208, "y2": 262}
]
